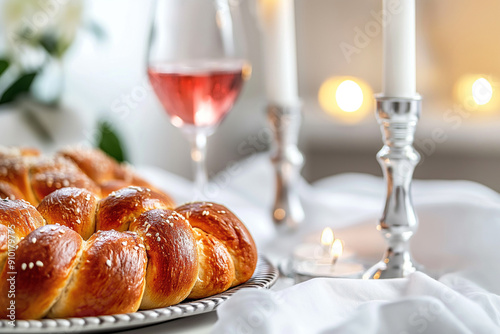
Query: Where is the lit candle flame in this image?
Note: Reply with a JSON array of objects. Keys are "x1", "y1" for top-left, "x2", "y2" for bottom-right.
[
  {"x1": 330, "y1": 239, "x2": 344, "y2": 265},
  {"x1": 320, "y1": 227, "x2": 335, "y2": 247}
]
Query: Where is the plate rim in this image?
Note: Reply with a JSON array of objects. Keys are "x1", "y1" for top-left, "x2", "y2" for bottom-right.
[{"x1": 1, "y1": 255, "x2": 278, "y2": 333}]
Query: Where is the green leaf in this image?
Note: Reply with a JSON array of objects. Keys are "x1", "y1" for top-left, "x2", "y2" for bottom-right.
[
  {"x1": 0, "y1": 60, "x2": 9, "y2": 77},
  {"x1": 0, "y1": 72, "x2": 37, "y2": 105},
  {"x1": 96, "y1": 121, "x2": 127, "y2": 163},
  {"x1": 39, "y1": 34, "x2": 59, "y2": 56}
]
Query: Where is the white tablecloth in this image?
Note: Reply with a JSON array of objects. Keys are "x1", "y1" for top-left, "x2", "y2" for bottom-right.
[{"x1": 135, "y1": 153, "x2": 500, "y2": 334}]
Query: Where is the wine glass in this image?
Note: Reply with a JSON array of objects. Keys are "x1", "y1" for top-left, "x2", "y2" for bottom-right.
[{"x1": 147, "y1": 0, "x2": 250, "y2": 197}]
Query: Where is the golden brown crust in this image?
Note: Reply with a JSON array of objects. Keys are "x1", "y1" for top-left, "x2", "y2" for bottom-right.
[
  {"x1": 0, "y1": 225, "x2": 8, "y2": 271},
  {"x1": 0, "y1": 146, "x2": 176, "y2": 211},
  {"x1": 0, "y1": 199, "x2": 45, "y2": 270},
  {"x1": 37, "y1": 188, "x2": 99, "y2": 240},
  {"x1": 0, "y1": 146, "x2": 40, "y2": 158},
  {"x1": 188, "y1": 228, "x2": 235, "y2": 299},
  {"x1": 0, "y1": 157, "x2": 38, "y2": 205},
  {"x1": 0, "y1": 225, "x2": 83, "y2": 319},
  {"x1": 96, "y1": 187, "x2": 175, "y2": 232},
  {"x1": 175, "y1": 202, "x2": 257, "y2": 286},
  {"x1": 129, "y1": 209, "x2": 198, "y2": 309},
  {"x1": 49, "y1": 230, "x2": 147, "y2": 318},
  {"x1": 58, "y1": 147, "x2": 118, "y2": 184},
  {"x1": 30, "y1": 157, "x2": 101, "y2": 202},
  {"x1": 99, "y1": 180, "x2": 135, "y2": 198},
  {"x1": 0, "y1": 181, "x2": 25, "y2": 200},
  {"x1": 0, "y1": 199, "x2": 45, "y2": 244}
]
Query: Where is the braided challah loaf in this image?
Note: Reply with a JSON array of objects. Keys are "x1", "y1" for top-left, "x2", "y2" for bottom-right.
[
  {"x1": 0, "y1": 187, "x2": 257, "y2": 320},
  {"x1": 0, "y1": 146, "x2": 172, "y2": 205}
]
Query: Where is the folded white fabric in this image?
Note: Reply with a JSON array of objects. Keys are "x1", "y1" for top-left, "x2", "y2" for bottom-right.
[{"x1": 212, "y1": 270, "x2": 500, "y2": 334}]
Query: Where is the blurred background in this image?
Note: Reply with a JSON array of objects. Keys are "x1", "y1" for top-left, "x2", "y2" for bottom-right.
[{"x1": 1, "y1": 0, "x2": 500, "y2": 190}]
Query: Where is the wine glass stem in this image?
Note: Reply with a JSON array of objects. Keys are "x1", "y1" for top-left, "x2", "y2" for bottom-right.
[{"x1": 188, "y1": 131, "x2": 208, "y2": 196}]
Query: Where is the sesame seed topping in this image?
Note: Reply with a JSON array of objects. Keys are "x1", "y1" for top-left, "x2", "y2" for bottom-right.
[
  {"x1": 36, "y1": 261, "x2": 44, "y2": 267},
  {"x1": 85, "y1": 194, "x2": 91, "y2": 201},
  {"x1": 122, "y1": 241, "x2": 127, "y2": 246},
  {"x1": 139, "y1": 244, "x2": 145, "y2": 248},
  {"x1": 157, "y1": 237, "x2": 161, "y2": 242},
  {"x1": 202, "y1": 210, "x2": 209, "y2": 216},
  {"x1": 155, "y1": 232, "x2": 159, "y2": 236},
  {"x1": 21, "y1": 263, "x2": 27, "y2": 270},
  {"x1": 59, "y1": 230, "x2": 65, "y2": 234},
  {"x1": 28, "y1": 262, "x2": 34, "y2": 269},
  {"x1": 31, "y1": 238, "x2": 36, "y2": 243},
  {"x1": 106, "y1": 259, "x2": 112, "y2": 267},
  {"x1": 146, "y1": 233, "x2": 151, "y2": 237},
  {"x1": 76, "y1": 219, "x2": 81, "y2": 224},
  {"x1": 133, "y1": 246, "x2": 139, "y2": 250}
]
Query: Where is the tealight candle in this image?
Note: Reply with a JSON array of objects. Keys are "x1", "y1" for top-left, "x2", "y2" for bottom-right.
[
  {"x1": 291, "y1": 228, "x2": 364, "y2": 281},
  {"x1": 295, "y1": 228, "x2": 353, "y2": 260}
]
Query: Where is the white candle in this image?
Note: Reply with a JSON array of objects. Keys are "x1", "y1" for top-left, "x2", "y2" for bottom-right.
[
  {"x1": 257, "y1": 0, "x2": 299, "y2": 105},
  {"x1": 382, "y1": 0, "x2": 416, "y2": 98}
]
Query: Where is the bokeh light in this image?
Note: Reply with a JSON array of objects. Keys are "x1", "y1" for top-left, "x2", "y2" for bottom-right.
[{"x1": 319, "y1": 76, "x2": 373, "y2": 123}]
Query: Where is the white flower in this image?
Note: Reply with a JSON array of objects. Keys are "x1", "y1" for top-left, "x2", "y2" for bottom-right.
[{"x1": 2, "y1": 0, "x2": 84, "y2": 57}]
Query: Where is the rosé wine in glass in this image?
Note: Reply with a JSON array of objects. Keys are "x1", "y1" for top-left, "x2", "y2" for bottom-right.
[{"x1": 148, "y1": 60, "x2": 249, "y2": 130}]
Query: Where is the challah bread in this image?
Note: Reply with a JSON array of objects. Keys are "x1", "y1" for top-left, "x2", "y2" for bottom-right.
[
  {"x1": 48, "y1": 230, "x2": 147, "y2": 318},
  {"x1": 57, "y1": 146, "x2": 120, "y2": 184},
  {"x1": 96, "y1": 187, "x2": 175, "y2": 232},
  {"x1": 129, "y1": 209, "x2": 198, "y2": 309},
  {"x1": 0, "y1": 225, "x2": 83, "y2": 319},
  {"x1": 0, "y1": 146, "x2": 174, "y2": 206},
  {"x1": 37, "y1": 188, "x2": 100, "y2": 240},
  {"x1": 0, "y1": 199, "x2": 45, "y2": 269},
  {"x1": 176, "y1": 202, "x2": 258, "y2": 288},
  {"x1": 0, "y1": 157, "x2": 39, "y2": 205},
  {"x1": 0, "y1": 181, "x2": 25, "y2": 201},
  {"x1": 0, "y1": 198, "x2": 44, "y2": 246},
  {"x1": 188, "y1": 227, "x2": 235, "y2": 299},
  {"x1": 0, "y1": 146, "x2": 40, "y2": 158},
  {"x1": 58, "y1": 146, "x2": 165, "y2": 196},
  {"x1": 30, "y1": 156, "x2": 101, "y2": 203},
  {"x1": 0, "y1": 191, "x2": 257, "y2": 319}
]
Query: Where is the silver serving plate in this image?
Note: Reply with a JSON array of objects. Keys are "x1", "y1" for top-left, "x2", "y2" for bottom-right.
[{"x1": 1, "y1": 256, "x2": 278, "y2": 333}]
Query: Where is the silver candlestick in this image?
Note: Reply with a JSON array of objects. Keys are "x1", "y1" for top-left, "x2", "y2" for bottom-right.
[
  {"x1": 364, "y1": 95, "x2": 422, "y2": 279},
  {"x1": 267, "y1": 103, "x2": 305, "y2": 230}
]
